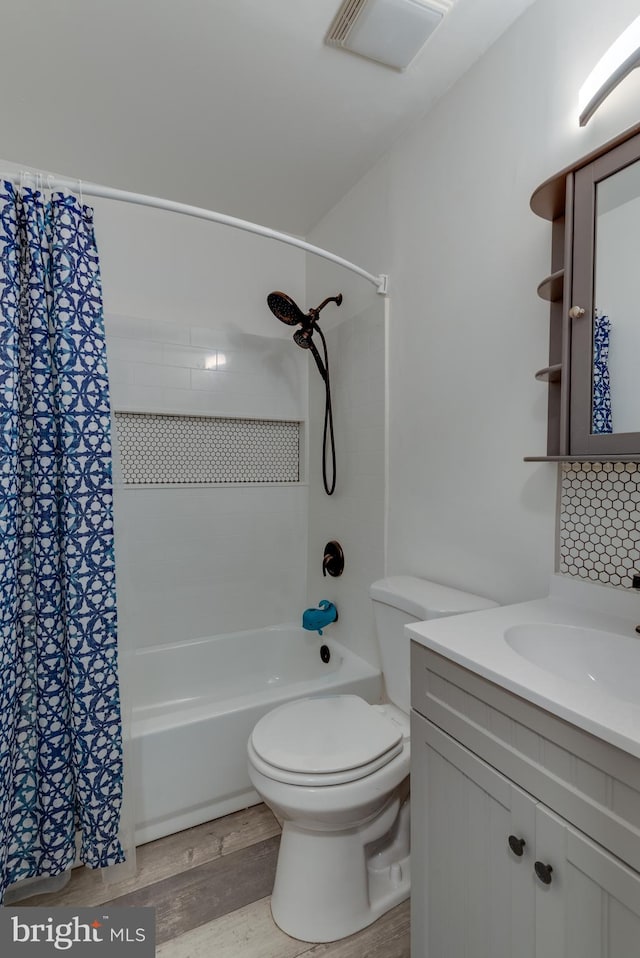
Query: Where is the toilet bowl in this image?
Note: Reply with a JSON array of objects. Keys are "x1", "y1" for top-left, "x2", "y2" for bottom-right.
[{"x1": 247, "y1": 576, "x2": 497, "y2": 942}]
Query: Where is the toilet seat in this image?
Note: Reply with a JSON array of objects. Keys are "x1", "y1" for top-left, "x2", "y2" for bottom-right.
[{"x1": 249, "y1": 695, "x2": 405, "y2": 787}]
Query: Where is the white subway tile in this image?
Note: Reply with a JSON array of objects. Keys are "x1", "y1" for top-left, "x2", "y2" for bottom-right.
[
  {"x1": 110, "y1": 384, "x2": 164, "y2": 411},
  {"x1": 106, "y1": 361, "x2": 136, "y2": 386},
  {"x1": 134, "y1": 364, "x2": 191, "y2": 389},
  {"x1": 162, "y1": 343, "x2": 230, "y2": 370},
  {"x1": 189, "y1": 326, "x2": 236, "y2": 350},
  {"x1": 157, "y1": 388, "x2": 213, "y2": 415},
  {"x1": 104, "y1": 314, "x2": 191, "y2": 345},
  {"x1": 107, "y1": 337, "x2": 164, "y2": 365},
  {"x1": 190, "y1": 367, "x2": 233, "y2": 393}
]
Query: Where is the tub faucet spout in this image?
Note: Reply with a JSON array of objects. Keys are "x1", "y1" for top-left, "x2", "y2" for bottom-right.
[{"x1": 302, "y1": 600, "x2": 338, "y2": 635}]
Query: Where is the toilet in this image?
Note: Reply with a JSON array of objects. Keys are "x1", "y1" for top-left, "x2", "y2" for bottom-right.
[{"x1": 247, "y1": 576, "x2": 497, "y2": 942}]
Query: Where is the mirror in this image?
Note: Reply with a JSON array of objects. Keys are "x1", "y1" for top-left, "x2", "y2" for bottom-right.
[
  {"x1": 569, "y1": 128, "x2": 640, "y2": 457},
  {"x1": 593, "y1": 159, "x2": 640, "y2": 435}
]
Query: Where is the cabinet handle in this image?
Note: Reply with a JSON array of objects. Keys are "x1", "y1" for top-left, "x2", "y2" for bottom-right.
[
  {"x1": 508, "y1": 835, "x2": 526, "y2": 856},
  {"x1": 534, "y1": 861, "x2": 553, "y2": 885},
  {"x1": 569, "y1": 305, "x2": 586, "y2": 319}
]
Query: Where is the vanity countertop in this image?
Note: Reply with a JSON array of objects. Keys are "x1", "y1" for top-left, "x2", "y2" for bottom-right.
[{"x1": 407, "y1": 573, "x2": 640, "y2": 759}]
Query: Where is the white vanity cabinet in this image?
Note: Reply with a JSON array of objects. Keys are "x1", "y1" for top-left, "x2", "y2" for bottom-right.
[{"x1": 410, "y1": 642, "x2": 640, "y2": 958}]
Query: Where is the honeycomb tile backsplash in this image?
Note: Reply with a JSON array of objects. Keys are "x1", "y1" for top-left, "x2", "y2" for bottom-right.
[
  {"x1": 114, "y1": 412, "x2": 300, "y2": 484},
  {"x1": 559, "y1": 462, "x2": 640, "y2": 587}
]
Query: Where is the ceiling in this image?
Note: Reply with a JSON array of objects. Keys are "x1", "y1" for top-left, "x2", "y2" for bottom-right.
[{"x1": 0, "y1": 0, "x2": 535, "y2": 236}]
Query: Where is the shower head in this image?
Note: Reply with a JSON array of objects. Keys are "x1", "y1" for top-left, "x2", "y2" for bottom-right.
[
  {"x1": 267, "y1": 291, "x2": 308, "y2": 326},
  {"x1": 267, "y1": 291, "x2": 343, "y2": 326}
]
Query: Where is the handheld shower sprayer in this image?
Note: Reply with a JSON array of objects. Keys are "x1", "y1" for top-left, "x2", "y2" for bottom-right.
[{"x1": 266, "y1": 290, "x2": 342, "y2": 495}]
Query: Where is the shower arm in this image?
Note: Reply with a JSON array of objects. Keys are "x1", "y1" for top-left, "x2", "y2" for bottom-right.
[{"x1": 309, "y1": 294, "x2": 343, "y2": 320}]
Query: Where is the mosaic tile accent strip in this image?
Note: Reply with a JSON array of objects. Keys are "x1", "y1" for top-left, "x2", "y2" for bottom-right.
[
  {"x1": 559, "y1": 462, "x2": 640, "y2": 587},
  {"x1": 114, "y1": 412, "x2": 300, "y2": 484}
]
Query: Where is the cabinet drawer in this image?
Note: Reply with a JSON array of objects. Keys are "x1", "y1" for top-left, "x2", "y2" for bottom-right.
[{"x1": 411, "y1": 641, "x2": 640, "y2": 874}]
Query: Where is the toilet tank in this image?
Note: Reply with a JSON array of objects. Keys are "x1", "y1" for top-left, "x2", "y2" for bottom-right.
[{"x1": 369, "y1": 576, "x2": 498, "y2": 713}]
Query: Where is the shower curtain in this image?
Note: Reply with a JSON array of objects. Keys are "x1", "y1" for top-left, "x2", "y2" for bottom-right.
[{"x1": 0, "y1": 182, "x2": 125, "y2": 901}]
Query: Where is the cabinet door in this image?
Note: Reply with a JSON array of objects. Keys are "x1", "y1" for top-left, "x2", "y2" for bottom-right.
[
  {"x1": 571, "y1": 130, "x2": 640, "y2": 456},
  {"x1": 535, "y1": 806, "x2": 640, "y2": 958},
  {"x1": 411, "y1": 714, "x2": 536, "y2": 958}
]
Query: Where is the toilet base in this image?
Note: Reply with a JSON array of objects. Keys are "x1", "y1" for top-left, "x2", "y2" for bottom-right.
[{"x1": 270, "y1": 796, "x2": 410, "y2": 943}]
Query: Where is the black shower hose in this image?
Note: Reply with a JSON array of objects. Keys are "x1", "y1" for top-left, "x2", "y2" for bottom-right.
[{"x1": 315, "y1": 324, "x2": 336, "y2": 495}]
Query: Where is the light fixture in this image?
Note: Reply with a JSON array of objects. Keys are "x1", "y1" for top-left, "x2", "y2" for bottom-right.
[
  {"x1": 325, "y1": 0, "x2": 455, "y2": 72},
  {"x1": 578, "y1": 13, "x2": 640, "y2": 126}
]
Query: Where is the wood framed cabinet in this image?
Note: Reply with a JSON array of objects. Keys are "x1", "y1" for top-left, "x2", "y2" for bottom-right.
[
  {"x1": 527, "y1": 120, "x2": 640, "y2": 461},
  {"x1": 411, "y1": 643, "x2": 640, "y2": 957}
]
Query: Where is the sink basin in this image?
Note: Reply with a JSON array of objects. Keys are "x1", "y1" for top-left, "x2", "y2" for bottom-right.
[{"x1": 504, "y1": 623, "x2": 640, "y2": 704}]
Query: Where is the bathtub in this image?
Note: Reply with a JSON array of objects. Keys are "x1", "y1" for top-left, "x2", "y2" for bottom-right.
[{"x1": 131, "y1": 624, "x2": 382, "y2": 845}]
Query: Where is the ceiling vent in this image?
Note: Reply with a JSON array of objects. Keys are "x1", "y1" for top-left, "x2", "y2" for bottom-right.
[{"x1": 325, "y1": 0, "x2": 455, "y2": 71}]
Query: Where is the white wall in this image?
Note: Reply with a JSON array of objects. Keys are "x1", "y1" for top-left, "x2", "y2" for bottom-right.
[
  {"x1": 306, "y1": 0, "x2": 640, "y2": 606},
  {"x1": 93, "y1": 198, "x2": 307, "y2": 337}
]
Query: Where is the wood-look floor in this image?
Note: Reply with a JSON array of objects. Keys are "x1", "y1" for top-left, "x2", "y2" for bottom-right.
[{"x1": 25, "y1": 804, "x2": 410, "y2": 957}]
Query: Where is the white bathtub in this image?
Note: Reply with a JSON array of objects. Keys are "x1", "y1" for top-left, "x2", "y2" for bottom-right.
[{"x1": 131, "y1": 624, "x2": 382, "y2": 844}]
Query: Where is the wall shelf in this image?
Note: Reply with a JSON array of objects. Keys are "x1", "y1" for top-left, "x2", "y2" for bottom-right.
[
  {"x1": 530, "y1": 120, "x2": 640, "y2": 220},
  {"x1": 536, "y1": 269, "x2": 564, "y2": 303},
  {"x1": 530, "y1": 162, "x2": 572, "y2": 457},
  {"x1": 535, "y1": 364, "x2": 562, "y2": 383}
]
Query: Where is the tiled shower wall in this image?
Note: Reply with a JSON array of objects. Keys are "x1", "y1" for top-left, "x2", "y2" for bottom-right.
[
  {"x1": 106, "y1": 313, "x2": 309, "y2": 649},
  {"x1": 306, "y1": 299, "x2": 387, "y2": 666},
  {"x1": 559, "y1": 462, "x2": 640, "y2": 588}
]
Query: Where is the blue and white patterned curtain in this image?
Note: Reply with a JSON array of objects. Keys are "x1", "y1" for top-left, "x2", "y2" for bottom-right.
[
  {"x1": 592, "y1": 312, "x2": 613, "y2": 434},
  {"x1": 0, "y1": 182, "x2": 124, "y2": 901}
]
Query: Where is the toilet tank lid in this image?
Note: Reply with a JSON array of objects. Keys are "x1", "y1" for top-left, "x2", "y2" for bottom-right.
[{"x1": 369, "y1": 576, "x2": 498, "y2": 619}]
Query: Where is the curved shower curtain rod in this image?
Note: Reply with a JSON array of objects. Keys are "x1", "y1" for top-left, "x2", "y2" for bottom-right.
[{"x1": 0, "y1": 170, "x2": 389, "y2": 295}]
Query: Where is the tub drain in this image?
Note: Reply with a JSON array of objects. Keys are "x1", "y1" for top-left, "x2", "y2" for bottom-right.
[{"x1": 320, "y1": 645, "x2": 331, "y2": 664}]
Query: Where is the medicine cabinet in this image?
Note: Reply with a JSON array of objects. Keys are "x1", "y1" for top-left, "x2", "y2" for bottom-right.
[{"x1": 528, "y1": 121, "x2": 640, "y2": 461}]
